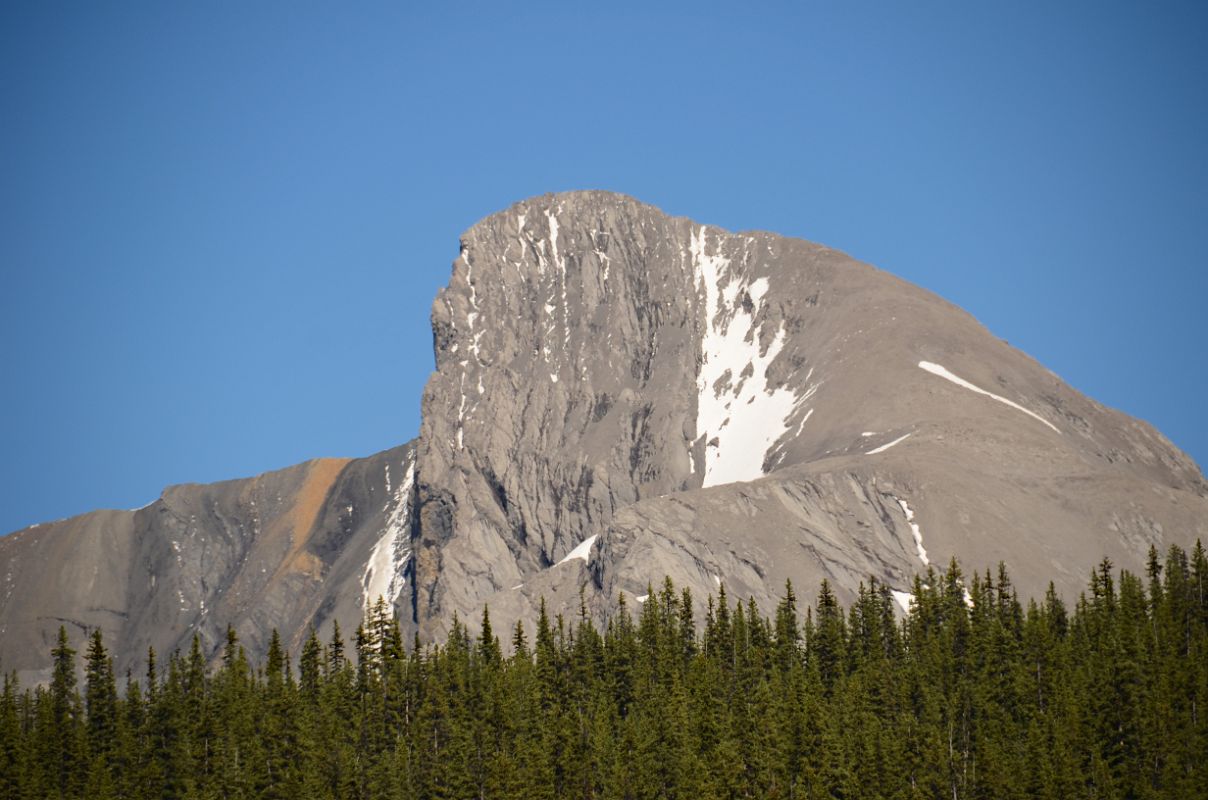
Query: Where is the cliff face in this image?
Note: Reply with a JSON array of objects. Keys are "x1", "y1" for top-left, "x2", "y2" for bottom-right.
[
  {"x1": 412, "y1": 191, "x2": 1207, "y2": 638},
  {"x1": 3, "y1": 191, "x2": 1206, "y2": 678}
]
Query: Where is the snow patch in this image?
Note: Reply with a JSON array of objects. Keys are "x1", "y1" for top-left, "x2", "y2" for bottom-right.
[
  {"x1": 789, "y1": 407, "x2": 815, "y2": 439},
  {"x1": 555, "y1": 534, "x2": 598, "y2": 567},
  {"x1": 691, "y1": 227, "x2": 810, "y2": 487},
  {"x1": 362, "y1": 455, "x2": 416, "y2": 613},
  {"x1": 465, "y1": 249, "x2": 483, "y2": 358},
  {"x1": 547, "y1": 212, "x2": 561, "y2": 270},
  {"x1": 894, "y1": 497, "x2": 929, "y2": 566},
  {"x1": 592, "y1": 230, "x2": 611, "y2": 281},
  {"x1": 452, "y1": 246, "x2": 488, "y2": 450},
  {"x1": 547, "y1": 211, "x2": 572, "y2": 352},
  {"x1": 635, "y1": 594, "x2": 649, "y2": 604},
  {"x1": 918, "y1": 361, "x2": 1059, "y2": 433},
  {"x1": 891, "y1": 590, "x2": 914, "y2": 613},
  {"x1": 866, "y1": 432, "x2": 911, "y2": 455}
]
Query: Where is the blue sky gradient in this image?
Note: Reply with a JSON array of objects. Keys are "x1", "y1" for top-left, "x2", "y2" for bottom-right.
[{"x1": 2, "y1": 1, "x2": 1205, "y2": 534}]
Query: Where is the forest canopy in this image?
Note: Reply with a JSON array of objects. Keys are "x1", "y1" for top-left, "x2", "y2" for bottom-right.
[{"x1": 2, "y1": 543, "x2": 1206, "y2": 800}]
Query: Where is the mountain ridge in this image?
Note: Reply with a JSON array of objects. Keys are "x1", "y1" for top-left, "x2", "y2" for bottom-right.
[{"x1": 2, "y1": 190, "x2": 1204, "y2": 682}]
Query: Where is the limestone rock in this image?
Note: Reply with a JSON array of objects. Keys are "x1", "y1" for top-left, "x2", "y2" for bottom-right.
[{"x1": 3, "y1": 190, "x2": 1205, "y2": 677}]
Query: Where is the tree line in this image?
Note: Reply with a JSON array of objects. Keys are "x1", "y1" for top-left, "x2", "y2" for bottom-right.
[{"x1": 1, "y1": 542, "x2": 1206, "y2": 799}]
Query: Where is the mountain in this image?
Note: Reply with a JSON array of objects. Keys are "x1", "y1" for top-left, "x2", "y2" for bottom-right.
[
  {"x1": 0, "y1": 445, "x2": 416, "y2": 684},
  {"x1": 2, "y1": 190, "x2": 1205, "y2": 682}
]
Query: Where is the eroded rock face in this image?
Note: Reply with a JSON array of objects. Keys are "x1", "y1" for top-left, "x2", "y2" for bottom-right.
[
  {"x1": 414, "y1": 193, "x2": 703, "y2": 638},
  {"x1": 2, "y1": 190, "x2": 1206, "y2": 677},
  {"x1": 0, "y1": 444, "x2": 417, "y2": 684},
  {"x1": 411, "y1": 191, "x2": 1207, "y2": 640}
]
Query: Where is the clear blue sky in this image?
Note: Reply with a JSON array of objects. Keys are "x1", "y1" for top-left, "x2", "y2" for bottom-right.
[{"x1": 2, "y1": 2, "x2": 1205, "y2": 534}]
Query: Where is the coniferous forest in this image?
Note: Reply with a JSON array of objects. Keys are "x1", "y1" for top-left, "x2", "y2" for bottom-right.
[{"x1": 2, "y1": 544, "x2": 1206, "y2": 800}]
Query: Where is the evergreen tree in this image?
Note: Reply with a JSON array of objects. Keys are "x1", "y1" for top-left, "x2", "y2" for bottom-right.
[
  {"x1": 48, "y1": 626, "x2": 84, "y2": 798},
  {"x1": 83, "y1": 630, "x2": 117, "y2": 769},
  {"x1": 4, "y1": 546, "x2": 1207, "y2": 800}
]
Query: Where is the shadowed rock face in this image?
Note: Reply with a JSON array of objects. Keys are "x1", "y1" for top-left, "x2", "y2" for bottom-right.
[{"x1": 3, "y1": 190, "x2": 1206, "y2": 678}]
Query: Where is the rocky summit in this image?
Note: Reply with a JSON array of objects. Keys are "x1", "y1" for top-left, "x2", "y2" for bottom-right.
[{"x1": 2, "y1": 191, "x2": 1205, "y2": 682}]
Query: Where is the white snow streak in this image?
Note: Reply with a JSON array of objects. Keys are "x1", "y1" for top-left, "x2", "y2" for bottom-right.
[
  {"x1": 547, "y1": 212, "x2": 561, "y2": 269},
  {"x1": 790, "y1": 407, "x2": 815, "y2": 439},
  {"x1": 555, "y1": 534, "x2": 598, "y2": 567},
  {"x1": 362, "y1": 456, "x2": 416, "y2": 613},
  {"x1": 464, "y1": 249, "x2": 484, "y2": 361},
  {"x1": 918, "y1": 361, "x2": 1059, "y2": 433},
  {"x1": 895, "y1": 497, "x2": 929, "y2": 566},
  {"x1": 533, "y1": 214, "x2": 566, "y2": 366},
  {"x1": 592, "y1": 230, "x2": 611, "y2": 281},
  {"x1": 456, "y1": 359, "x2": 471, "y2": 448},
  {"x1": 692, "y1": 226, "x2": 808, "y2": 487},
  {"x1": 866, "y1": 432, "x2": 912, "y2": 455},
  {"x1": 453, "y1": 244, "x2": 489, "y2": 449},
  {"x1": 547, "y1": 211, "x2": 572, "y2": 352}
]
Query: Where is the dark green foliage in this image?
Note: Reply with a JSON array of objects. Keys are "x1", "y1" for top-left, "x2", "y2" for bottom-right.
[{"x1": 4, "y1": 545, "x2": 1207, "y2": 799}]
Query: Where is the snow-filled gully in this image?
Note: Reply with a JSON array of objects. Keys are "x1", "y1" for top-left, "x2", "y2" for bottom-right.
[
  {"x1": 887, "y1": 494, "x2": 930, "y2": 614},
  {"x1": 362, "y1": 455, "x2": 416, "y2": 613},
  {"x1": 691, "y1": 226, "x2": 812, "y2": 488}
]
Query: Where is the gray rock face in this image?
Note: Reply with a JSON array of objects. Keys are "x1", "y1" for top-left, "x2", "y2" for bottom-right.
[
  {"x1": 414, "y1": 190, "x2": 1208, "y2": 637},
  {"x1": 0, "y1": 444, "x2": 417, "y2": 684},
  {"x1": 414, "y1": 193, "x2": 705, "y2": 637},
  {"x1": 2, "y1": 190, "x2": 1206, "y2": 677}
]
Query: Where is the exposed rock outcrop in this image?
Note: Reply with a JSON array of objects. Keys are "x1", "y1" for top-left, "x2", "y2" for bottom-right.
[
  {"x1": 3, "y1": 191, "x2": 1205, "y2": 679},
  {"x1": 412, "y1": 191, "x2": 1207, "y2": 639}
]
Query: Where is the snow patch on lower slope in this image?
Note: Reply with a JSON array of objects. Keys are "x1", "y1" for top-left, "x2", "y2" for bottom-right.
[
  {"x1": 691, "y1": 226, "x2": 811, "y2": 488},
  {"x1": 362, "y1": 454, "x2": 416, "y2": 613},
  {"x1": 893, "y1": 496, "x2": 929, "y2": 567},
  {"x1": 891, "y1": 590, "x2": 914, "y2": 613},
  {"x1": 866, "y1": 432, "x2": 911, "y2": 455},
  {"x1": 918, "y1": 361, "x2": 1059, "y2": 434},
  {"x1": 555, "y1": 534, "x2": 599, "y2": 567}
]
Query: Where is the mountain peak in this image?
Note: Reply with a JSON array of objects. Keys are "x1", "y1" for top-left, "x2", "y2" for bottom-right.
[
  {"x1": 2, "y1": 194, "x2": 1205, "y2": 681},
  {"x1": 416, "y1": 192, "x2": 1207, "y2": 642}
]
